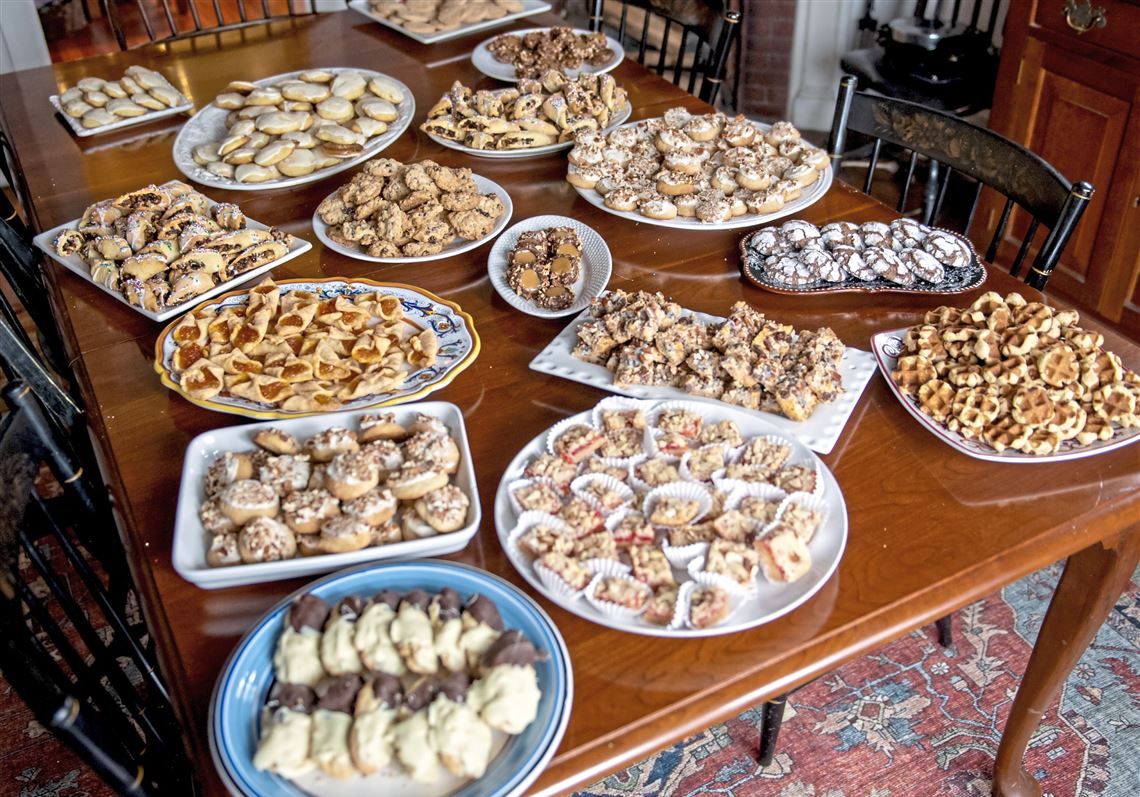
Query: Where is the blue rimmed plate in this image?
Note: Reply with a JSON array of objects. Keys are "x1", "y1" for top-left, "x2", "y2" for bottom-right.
[{"x1": 209, "y1": 560, "x2": 572, "y2": 797}]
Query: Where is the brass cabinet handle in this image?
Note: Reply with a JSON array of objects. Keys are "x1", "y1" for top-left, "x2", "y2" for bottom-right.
[{"x1": 1062, "y1": 0, "x2": 1107, "y2": 33}]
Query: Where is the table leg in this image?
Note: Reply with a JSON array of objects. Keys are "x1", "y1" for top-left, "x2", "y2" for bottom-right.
[{"x1": 992, "y1": 525, "x2": 1140, "y2": 797}]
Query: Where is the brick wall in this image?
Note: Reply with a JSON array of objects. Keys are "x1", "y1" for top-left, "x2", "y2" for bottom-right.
[{"x1": 732, "y1": 0, "x2": 796, "y2": 120}]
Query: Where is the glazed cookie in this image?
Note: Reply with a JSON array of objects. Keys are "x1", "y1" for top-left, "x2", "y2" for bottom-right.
[
  {"x1": 318, "y1": 515, "x2": 373, "y2": 553},
  {"x1": 281, "y1": 488, "x2": 340, "y2": 534},
  {"x1": 399, "y1": 507, "x2": 439, "y2": 540},
  {"x1": 359, "y1": 412, "x2": 407, "y2": 442},
  {"x1": 361, "y1": 439, "x2": 404, "y2": 475},
  {"x1": 413, "y1": 484, "x2": 470, "y2": 532},
  {"x1": 388, "y1": 461, "x2": 449, "y2": 500},
  {"x1": 253, "y1": 428, "x2": 301, "y2": 455},
  {"x1": 306, "y1": 427, "x2": 360, "y2": 462},
  {"x1": 207, "y1": 532, "x2": 242, "y2": 567},
  {"x1": 219, "y1": 479, "x2": 279, "y2": 525},
  {"x1": 238, "y1": 516, "x2": 297, "y2": 563},
  {"x1": 402, "y1": 431, "x2": 460, "y2": 473},
  {"x1": 341, "y1": 488, "x2": 398, "y2": 526},
  {"x1": 324, "y1": 450, "x2": 381, "y2": 501}
]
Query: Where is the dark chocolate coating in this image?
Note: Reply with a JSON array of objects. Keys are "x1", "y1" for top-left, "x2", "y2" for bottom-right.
[
  {"x1": 266, "y1": 682, "x2": 316, "y2": 714},
  {"x1": 481, "y1": 629, "x2": 545, "y2": 669},
  {"x1": 437, "y1": 670, "x2": 470, "y2": 702},
  {"x1": 335, "y1": 595, "x2": 365, "y2": 619},
  {"x1": 373, "y1": 590, "x2": 401, "y2": 610},
  {"x1": 316, "y1": 674, "x2": 362, "y2": 714},
  {"x1": 365, "y1": 671, "x2": 403, "y2": 708},
  {"x1": 402, "y1": 588, "x2": 432, "y2": 611},
  {"x1": 433, "y1": 587, "x2": 462, "y2": 620},
  {"x1": 289, "y1": 593, "x2": 330, "y2": 632},
  {"x1": 403, "y1": 675, "x2": 439, "y2": 711},
  {"x1": 464, "y1": 593, "x2": 504, "y2": 630}
]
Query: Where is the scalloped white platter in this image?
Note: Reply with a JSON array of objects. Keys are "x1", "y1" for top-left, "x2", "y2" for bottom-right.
[
  {"x1": 172, "y1": 68, "x2": 414, "y2": 191},
  {"x1": 488, "y1": 215, "x2": 611, "y2": 318},
  {"x1": 530, "y1": 307, "x2": 877, "y2": 454},
  {"x1": 493, "y1": 397, "x2": 848, "y2": 637},
  {"x1": 472, "y1": 27, "x2": 624, "y2": 82},
  {"x1": 347, "y1": 0, "x2": 552, "y2": 45}
]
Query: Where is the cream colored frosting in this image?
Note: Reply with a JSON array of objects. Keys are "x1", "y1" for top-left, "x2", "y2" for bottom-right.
[
  {"x1": 253, "y1": 708, "x2": 314, "y2": 777},
  {"x1": 319, "y1": 614, "x2": 363, "y2": 676},
  {"x1": 389, "y1": 602, "x2": 437, "y2": 674},
  {"x1": 273, "y1": 626, "x2": 326, "y2": 687},
  {"x1": 459, "y1": 622, "x2": 501, "y2": 670},
  {"x1": 433, "y1": 617, "x2": 465, "y2": 673},
  {"x1": 349, "y1": 705, "x2": 396, "y2": 774},
  {"x1": 392, "y1": 711, "x2": 439, "y2": 783},
  {"x1": 311, "y1": 708, "x2": 356, "y2": 778},
  {"x1": 428, "y1": 696, "x2": 493, "y2": 779},
  {"x1": 468, "y1": 664, "x2": 541, "y2": 735},
  {"x1": 353, "y1": 603, "x2": 406, "y2": 676}
]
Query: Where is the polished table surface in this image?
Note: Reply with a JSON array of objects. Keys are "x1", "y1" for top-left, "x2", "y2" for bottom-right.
[{"x1": 2, "y1": 10, "x2": 1139, "y2": 797}]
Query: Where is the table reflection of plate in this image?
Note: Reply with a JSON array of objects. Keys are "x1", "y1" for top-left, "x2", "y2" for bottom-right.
[
  {"x1": 313, "y1": 175, "x2": 512, "y2": 264},
  {"x1": 209, "y1": 560, "x2": 572, "y2": 797},
  {"x1": 493, "y1": 398, "x2": 848, "y2": 638},
  {"x1": 347, "y1": 0, "x2": 552, "y2": 45},
  {"x1": 472, "y1": 27, "x2": 624, "y2": 82},
  {"x1": 154, "y1": 278, "x2": 479, "y2": 419}
]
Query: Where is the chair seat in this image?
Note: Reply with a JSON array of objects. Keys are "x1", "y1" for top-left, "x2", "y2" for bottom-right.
[{"x1": 840, "y1": 47, "x2": 994, "y2": 116}]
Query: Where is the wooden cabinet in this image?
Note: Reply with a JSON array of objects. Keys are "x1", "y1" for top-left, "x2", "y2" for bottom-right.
[{"x1": 986, "y1": 0, "x2": 1140, "y2": 337}]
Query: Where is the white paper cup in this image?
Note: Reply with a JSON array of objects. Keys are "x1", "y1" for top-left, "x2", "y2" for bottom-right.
[
  {"x1": 584, "y1": 573, "x2": 652, "y2": 619},
  {"x1": 534, "y1": 560, "x2": 590, "y2": 601},
  {"x1": 642, "y1": 481, "x2": 714, "y2": 526},
  {"x1": 545, "y1": 416, "x2": 604, "y2": 462},
  {"x1": 570, "y1": 472, "x2": 635, "y2": 515},
  {"x1": 687, "y1": 554, "x2": 756, "y2": 598},
  {"x1": 661, "y1": 538, "x2": 709, "y2": 569},
  {"x1": 506, "y1": 511, "x2": 574, "y2": 561}
]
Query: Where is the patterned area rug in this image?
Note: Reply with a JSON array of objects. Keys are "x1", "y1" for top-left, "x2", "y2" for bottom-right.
[{"x1": 2, "y1": 562, "x2": 1137, "y2": 797}]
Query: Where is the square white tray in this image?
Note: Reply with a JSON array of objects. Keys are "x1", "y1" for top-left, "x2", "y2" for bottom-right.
[
  {"x1": 32, "y1": 194, "x2": 312, "y2": 323},
  {"x1": 348, "y1": 0, "x2": 552, "y2": 44},
  {"x1": 871, "y1": 328, "x2": 1140, "y2": 463},
  {"x1": 50, "y1": 93, "x2": 193, "y2": 138},
  {"x1": 172, "y1": 403, "x2": 482, "y2": 589},
  {"x1": 530, "y1": 309, "x2": 877, "y2": 454}
]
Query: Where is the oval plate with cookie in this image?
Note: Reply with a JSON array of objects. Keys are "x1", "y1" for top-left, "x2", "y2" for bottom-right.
[
  {"x1": 472, "y1": 27, "x2": 624, "y2": 83},
  {"x1": 347, "y1": 0, "x2": 553, "y2": 45}
]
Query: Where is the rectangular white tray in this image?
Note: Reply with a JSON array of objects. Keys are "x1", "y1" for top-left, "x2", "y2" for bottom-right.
[
  {"x1": 173, "y1": 403, "x2": 482, "y2": 589},
  {"x1": 530, "y1": 309, "x2": 877, "y2": 454},
  {"x1": 348, "y1": 0, "x2": 551, "y2": 44},
  {"x1": 32, "y1": 195, "x2": 312, "y2": 323},
  {"x1": 50, "y1": 93, "x2": 193, "y2": 138},
  {"x1": 871, "y1": 328, "x2": 1140, "y2": 463}
]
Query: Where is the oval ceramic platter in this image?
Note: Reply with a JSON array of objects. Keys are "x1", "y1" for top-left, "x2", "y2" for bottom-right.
[
  {"x1": 740, "y1": 227, "x2": 987, "y2": 296},
  {"x1": 487, "y1": 215, "x2": 612, "y2": 319},
  {"x1": 423, "y1": 102, "x2": 633, "y2": 160},
  {"x1": 494, "y1": 397, "x2": 849, "y2": 638},
  {"x1": 154, "y1": 278, "x2": 479, "y2": 419},
  {"x1": 347, "y1": 0, "x2": 553, "y2": 45},
  {"x1": 567, "y1": 118, "x2": 834, "y2": 231},
  {"x1": 313, "y1": 175, "x2": 512, "y2": 264},
  {"x1": 472, "y1": 27, "x2": 624, "y2": 82},
  {"x1": 172, "y1": 68, "x2": 414, "y2": 192},
  {"x1": 209, "y1": 560, "x2": 573, "y2": 797}
]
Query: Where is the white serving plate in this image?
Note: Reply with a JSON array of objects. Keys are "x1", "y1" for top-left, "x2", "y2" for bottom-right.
[
  {"x1": 155, "y1": 278, "x2": 480, "y2": 419},
  {"x1": 313, "y1": 174, "x2": 512, "y2": 263},
  {"x1": 209, "y1": 560, "x2": 572, "y2": 797},
  {"x1": 472, "y1": 27, "x2": 624, "y2": 82},
  {"x1": 32, "y1": 196, "x2": 312, "y2": 323},
  {"x1": 871, "y1": 328, "x2": 1140, "y2": 463},
  {"x1": 530, "y1": 307, "x2": 877, "y2": 454},
  {"x1": 172, "y1": 68, "x2": 414, "y2": 192},
  {"x1": 348, "y1": 0, "x2": 552, "y2": 45},
  {"x1": 173, "y1": 403, "x2": 481, "y2": 589},
  {"x1": 567, "y1": 118, "x2": 834, "y2": 231},
  {"x1": 494, "y1": 397, "x2": 848, "y2": 637},
  {"x1": 50, "y1": 92, "x2": 193, "y2": 138},
  {"x1": 488, "y1": 215, "x2": 611, "y2": 318},
  {"x1": 424, "y1": 102, "x2": 632, "y2": 160}
]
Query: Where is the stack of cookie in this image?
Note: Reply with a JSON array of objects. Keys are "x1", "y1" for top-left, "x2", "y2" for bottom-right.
[
  {"x1": 506, "y1": 226, "x2": 582, "y2": 310},
  {"x1": 892, "y1": 291, "x2": 1140, "y2": 454},
  {"x1": 746, "y1": 218, "x2": 974, "y2": 288},
  {"x1": 486, "y1": 26, "x2": 615, "y2": 78},
  {"x1": 254, "y1": 588, "x2": 543, "y2": 781},
  {"x1": 367, "y1": 0, "x2": 523, "y2": 34},
  {"x1": 200, "y1": 413, "x2": 471, "y2": 567},
  {"x1": 56, "y1": 65, "x2": 186, "y2": 130}
]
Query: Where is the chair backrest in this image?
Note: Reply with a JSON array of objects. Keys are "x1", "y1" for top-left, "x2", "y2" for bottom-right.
[
  {"x1": 105, "y1": 0, "x2": 313, "y2": 50},
  {"x1": 589, "y1": 0, "x2": 741, "y2": 104},
  {"x1": 0, "y1": 382, "x2": 191, "y2": 796},
  {"x1": 827, "y1": 75, "x2": 1094, "y2": 291},
  {"x1": 0, "y1": 309, "x2": 83, "y2": 435}
]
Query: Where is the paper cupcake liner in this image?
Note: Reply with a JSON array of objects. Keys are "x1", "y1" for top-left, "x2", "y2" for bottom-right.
[
  {"x1": 545, "y1": 416, "x2": 604, "y2": 461},
  {"x1": 584, "y1": 573, "x2": 651, "y2": 619},
  {"x1": 580, "y1": 556, "x2": 631, "y2": 577},
  {"x1": 595, "y1": 424, "x2": 655, "y2": 469},
  {"x1": 721, "y1": 482, "x2": 788, "y2": 512},
  {"x1": 661, "y1": 539, "x2": 709, "y2": 569},
  {"x1": 678, "y1": 443, "x2": 732, "y2": 485},
  {"x1": 686, "y1": 555, "x2": 756, "y2": 599},
  {"x1": 678, "y1": 579, "x2": 743, "y2": 631},
  {"x1": 648, "y1": 427, "x2": 695, "y2": 461},
  {"x1": 733, "y1": 433, "x2": 796, "y2": 469},
  {"x1": 533, "y1": 560, "x2": 589, "y2": 601},
  {"x1": 506, "y1": 511, "x2": 574, "y2": 561},
  {"x1": 647, "y1": 399, "x2": 714, "y2": 433},
  {"x1": 570, "y1": 472, "x2": 635, "y2": 515},
  {"x1": 771, "y1": 491, "x2": 831, "y2": 544},
  {"x1": 591, "y1": 396, "x2": 653, "y2": 434},
  {"x1": 772, "y1": 456, "x2": 825, "y2": 498},
  {"x1": 507, "y1": 477, "x2": 564, "y2": 517},
  {"x1": 626, "y1": 453, "x2": 684, "y2": 495},
  {"x1": 642, "y1": 482, "x2": 714, "y2": 526}
]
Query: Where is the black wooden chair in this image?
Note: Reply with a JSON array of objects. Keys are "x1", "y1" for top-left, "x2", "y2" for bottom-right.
[
  {"x1": 0, "y1": 216, "x2": 70, "y2": 377},
  {"x1": 0, "y1": 381, "x2": 192, "y2": 796},
  {"x1": 105, "y1": 0, "x2": 315, "y2": 50},
  {"x1": 588, "y1": 0, "x2": 741, "y2": 104},
  {"x1": 828, "y1": 74, "x2": 1094, "y2": 290}
]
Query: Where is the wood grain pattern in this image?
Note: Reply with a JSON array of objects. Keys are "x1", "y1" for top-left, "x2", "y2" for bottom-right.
[{"x1": 2, "y1": 11, "x2": 1139, "y2": 796}]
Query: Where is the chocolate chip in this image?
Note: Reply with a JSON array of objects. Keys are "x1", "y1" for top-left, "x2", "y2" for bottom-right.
[
  {"x1": 289, "y1": 593, "x2": 330, "y2": 632},
  {"x1": 481, "y1": 629, "x2": 544, "y2": 669},
  {"x1": 266, "y1": 682, "x2": 315, "y2": 714},
  {"x1": 464, "y1": 593, "x2": 503, "y2": 630},
  {"x1": 316, "y1": 674, "x2": 362, "y2": 713}
]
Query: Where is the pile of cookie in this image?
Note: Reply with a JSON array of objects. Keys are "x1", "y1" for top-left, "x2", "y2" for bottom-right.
[
  {"x1": 200, "y1": 412, "x2": 470, "y2": 568},
  {"x1": 746, "y1": 218, "x2": 974, "y2": 288},
  {"x1": 506, "y1": 226, "x2": 582, "y2": 311},
  {"x1": 892, "y1": 291, "x2": 1140, "y2": 454},
  {"x1": 572, "y1": 290, "x2": 845, "y2": 421},
  {"x1": 254, "y1": 588, "x2": 541, "y2": 781},
  {"x1": 52, "y1": 180, "x2": 291, "y2": 312},
  {"x1": 55, "y1": 65, "x2": 186, "y2": 130},
  {"x1": 368, "y1": 0, "x2": 523, "y2": 34},
  {"x1": 190, "y1": 69, "x2": 406, "y2": 184},
  {"x1": 487, "y1": 26, "x2": 615, "y2": 78},
  {"x1": 506, "y1": 400, "x2": 828, "y2": 630},
  {"x1": 317, "y1": 158, "x2": 506, "y2": 259},
  {"x1": 422, "y1": 70, "x2": 629, "y2": 150},
  {"x1": 167, "y1": 277, "x2": 440, "y2": 411},
  {"x1": 566, "y1": 108, "x2": 830, "y2": 223}
]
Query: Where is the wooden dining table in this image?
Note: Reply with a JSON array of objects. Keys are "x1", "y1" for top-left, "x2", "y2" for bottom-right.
[{"x1": 2, "y1": 9, "x2": 1138, "y2": 797}]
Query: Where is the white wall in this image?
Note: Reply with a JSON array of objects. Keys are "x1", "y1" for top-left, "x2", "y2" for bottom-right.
[{"x1": 0, "y1": 0, "x2": 51, "y2": 73}]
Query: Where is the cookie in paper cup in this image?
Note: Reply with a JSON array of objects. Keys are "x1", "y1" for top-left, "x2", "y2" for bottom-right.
[
  {"x1": 585, "y1": 573, "x2": 652, "y2": 619},
  {"x1": 733, "y1": 433, "x2": 795, "y2": 470},
  {"x1": 772, "y1": 490, "x2": 830, "y2": 544},
  {"x1": 647, "y1": 400, "x2": 709, "y2": 435},
  {"x1": 605, "y1": 507, "x2": 657, "y2": 547},
  {"x1": 581, "y1": 555, "x2": 632, "y2": 577},
  {"x1": 722, "y1": 482, "x2": 787, "y2": 526},
  {"x1": 592, "y1": 396, "x2": 652, "y2": 433},
  {"x1": 507, "y1": 510, "x2": 575, "y2": 560},
  {"x1": 678, "y1": 580, "x2": 740, "y2": 631},
  {"x1": 661, "y1": 538, "x2": 709, "y2": 569},
  {"x1": 679, "y1": 443, "x2": 733, "y2": 484},
  {"x1": 770, "y1": 456, "x2": 824, "y2": 497},
  {"x1": 545, "y1": 416, "x2": 606, "y2": 464},
  {"x1": 627, "y1": 453, "x2": 683, "y2": 494},
  {"x1": 570, "y1": 472, "x2": 635, "y2": 514},
  {"x1": 687, "y1": 554, "x2": 757, "y2": 599},
  {"x1": 507, "y1": 477, "x2": 565, "y2": 516},
  {"x1": 643, "y1": 481, "x2": 714, "y2": 526},
  {"x1": 534, "y1": 556, "x2": 591, "y2": 600},
  {"x1": 642, "y1": 584, "x2": 685, "y2": 629},
  {"x1": 648, "y1": 427, "x2": 698, "y2": 460}
]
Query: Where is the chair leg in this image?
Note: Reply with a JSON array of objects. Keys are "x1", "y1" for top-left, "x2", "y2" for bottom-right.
[
  {"x1": 935, "y1": 613, "x2": 954, "y2": 648},
  {"x1": 757, "y1": 693, "x2": 789, "y2": 766}
]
